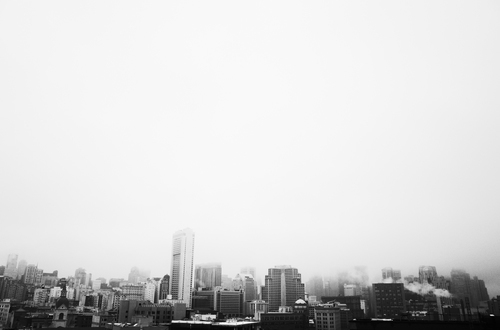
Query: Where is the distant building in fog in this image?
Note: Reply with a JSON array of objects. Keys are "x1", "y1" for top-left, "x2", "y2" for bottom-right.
[
  {"x1": 382, "y1": 267, "x2": 401, "y2": 281},
  {"x1": 233, "y1": 273, "x2": 257, "y2": 301},
  {"x1": 194, "y1": 262, "x2": 221, "y2": 290},
  {"x1": 240, "y1": 266, "x2": 256, "y2": 279},
  {"x1": 17, "y1": 260, "x2": 27, "y2": 280},
  {"x1": 4, "y1": 254, "x2": 18, "y2": 278},
  {"x1": 159, "y1": 274, "x2": 169, "y2": 300},
  {"x1": 418, "y1": 266, "x2": 438, "y2": 284}
]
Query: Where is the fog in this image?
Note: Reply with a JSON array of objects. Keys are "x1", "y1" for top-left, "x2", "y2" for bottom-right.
[{"x1": 1, "y1": 1, "x2": 499, "y2": 296}]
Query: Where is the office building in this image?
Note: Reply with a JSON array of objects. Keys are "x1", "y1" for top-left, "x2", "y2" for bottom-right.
[
  {"x1": 24, "y1": 264, "x2": 38, "y2": 285},
  {"x1": 194, "y1": 262, "x2": 221, "y2": 290},
  {"x1": 170, "y1": 228, "x2": 195, "y2": 308},
  {"x1": 373, "y1": 283, "x2": 405, "y2": 319},
  {"x1": 314, "y1": 302, "x2": 351, "y2": 330},
  {"x1": 261, "y1": 265, "x2": 305, "y2": 312}
]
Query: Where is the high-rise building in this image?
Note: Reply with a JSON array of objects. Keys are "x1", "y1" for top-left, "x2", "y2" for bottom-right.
[
  {"x1": 306, "y1": 276, "x2": 325, "y2": 298},
  {"x1": 450, "y1": 269, "x2": 471, "y2": 304},
  {"x1": 419, "y1": 266, "x2": 438, "y2": 284},
  {"x1": 24, "y1": 264, "x2": 38, "y2": 284},
  {"x1": 240, "y1": 267, "x2": 256, "y2": 279},
  {"x1": 159, "y1": 274, "x2": 170, "y2": 300},
  {"x1": 373, "y1": 283, "x2": 405, "y2": 319},
  {"x1": 144, "y1": 281, "x2": 157, "y2": 302},
  {"x1": 381, "y1": 268, "x2": 401, "y2": 282},
  {"x1": 75, "y1": 268, "x2": 87, "y2": 286},
  {"x1": 261, "y1": 265, "x2": 305, "y2": 312},
  {"x1": 128, "y1": 267, "x2": 150, "y2": 284},
  {"x1": 170, "y1": 228, "x2": 195, "y2": 308},
  {"x1": 232, "y1": 274, "x2": 257, "y2": 301},
  {"x1": 194, "y1": 262, "x2": 221, "y2": 290},
  {"x1": 4, "y1": 254, "x2": 18, "y2": 278},
  {"x1": 17, "y1": 260, "x2": 27, "y2": 280}
]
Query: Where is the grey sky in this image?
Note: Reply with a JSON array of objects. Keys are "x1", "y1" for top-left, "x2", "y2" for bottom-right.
[{"x1": 1, "y1": 1, "x2": 499, "y2": 295}]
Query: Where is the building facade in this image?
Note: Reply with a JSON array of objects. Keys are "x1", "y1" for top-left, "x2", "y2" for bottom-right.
[
  {"x1": 373, "y1": 283, "x2": 405, "y2": 319},
  {"x1": 262, "y1": 265, "x2": 305, "y2": 312},
  {"x1": 170, "y1": 228, "x2": 195, "y2": 308}
]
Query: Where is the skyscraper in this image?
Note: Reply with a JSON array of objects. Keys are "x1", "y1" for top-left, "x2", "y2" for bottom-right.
[
  {"x1": 418, "y1": 266, "x2": 438, "y2": 284},
  {"x1": 194, "y1": 262, "x2": 221, "y2": 290},
  {"x1": 262, "y1": 265, "x2": 305, "y2": 312},
  {"x1": 4, "y1": 254, "x2": 18, "y2": 278},
  {"x1": 24, "y1": 264, "x2": 38, "y2": 284},
  {"x1": 159, "y1": 274, "x2": 170, "y2": 300},
  {"x1": 382, "y1": 268, "x2": 401, "y2": 282},
  {"x1": 17, "y1": 260, "x2": 27, "y2": 280},
  {"x1": 170, "y1": 228, "x2": 195, "y2": 308}
]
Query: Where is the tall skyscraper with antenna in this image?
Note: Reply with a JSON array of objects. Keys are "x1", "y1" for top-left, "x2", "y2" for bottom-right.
[{"x1": 169, "y1": 228, "x2": 195, "y2": 308}]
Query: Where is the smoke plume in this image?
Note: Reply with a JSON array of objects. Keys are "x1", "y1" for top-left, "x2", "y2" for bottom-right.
[{"x1": 382, "y1": 277, "x2": 452, "y2": 298}]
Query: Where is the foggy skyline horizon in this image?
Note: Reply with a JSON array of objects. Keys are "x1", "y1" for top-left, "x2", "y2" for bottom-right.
[{"x1": 1, "y1": 1, "x2": 499, "y2": 303}]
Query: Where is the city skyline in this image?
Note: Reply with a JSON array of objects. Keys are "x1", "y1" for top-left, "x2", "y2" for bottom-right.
[
  {"x1": 1, "y1": 0, "x2": 499, "y2": 303},
  {"x1": 1, "y1": 249, "x2": 497, "y2": 298}
]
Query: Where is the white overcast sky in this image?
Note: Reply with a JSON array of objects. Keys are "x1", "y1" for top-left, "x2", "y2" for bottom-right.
[{"x1": 1, "y1": 1, "x2": 500, "y2": 295}]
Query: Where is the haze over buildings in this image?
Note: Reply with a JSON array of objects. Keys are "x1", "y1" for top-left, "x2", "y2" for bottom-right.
[{"x1": 0, "y1": 0, "x2": 499, "y2": 301}]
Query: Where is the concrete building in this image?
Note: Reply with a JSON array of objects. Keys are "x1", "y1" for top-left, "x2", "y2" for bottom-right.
[
  {"x1": 0, "y1": 299, "x2": 11, "y2": 327},
  {"x1": 373, "y1": 283, "x2": 405, "y2": 319},
  {"x1": 144, "y1": 281, "x2": 157, "y2": 303},
  {"x1": 41, "y1": 270, "x2": 58, "y2": 287},
  {"x1": 195, "y1": 262, "x2": 222, "y2": 290},
  {"x1": 262, "y1": 265, "x2": 305, "y2": 312},
  {"x1": 118, "y1": 300, "x2": 186, "y2": 324},
  {"x1": 314, "y1": 302, "x2": 351, "y2": 330},
  {"x1": 216, "y1": 290, "x2": 244, "y2": 317},
  {"x1": 320, "y1": 295, "x2": 365, "y2": 319},
  {"x1": 170, "y1": 228, "x2": 195, "y2": 308},
  {"x1": 122, "y1": 284, "x2": 146, "y2": 300},
  {"x1": 33, "y1": 288, "x2": 50, "y2": 306}
]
